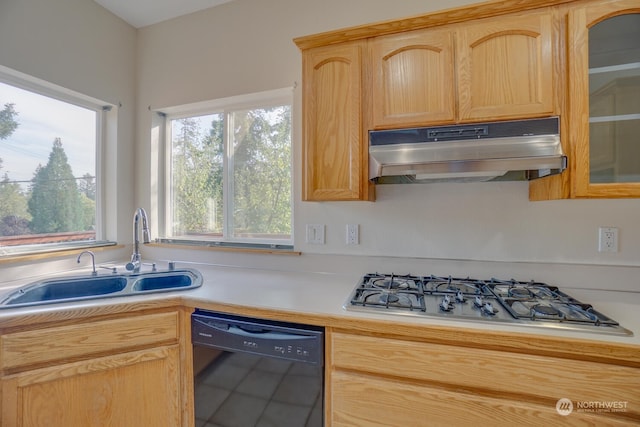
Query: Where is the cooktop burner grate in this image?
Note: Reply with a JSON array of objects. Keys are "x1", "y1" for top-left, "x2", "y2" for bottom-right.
[{"x1": 346, "y1": 273, "x2": 632, "y2": 336}]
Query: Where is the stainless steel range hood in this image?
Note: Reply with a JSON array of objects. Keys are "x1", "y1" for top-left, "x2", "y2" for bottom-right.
[{"x1": 369, "y1": 117, "x2": 566, "y2": 183}]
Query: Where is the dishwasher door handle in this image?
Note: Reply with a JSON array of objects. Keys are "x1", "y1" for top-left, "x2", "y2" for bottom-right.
[
  {"x1": 193, "y1": 316, "x2": 317, "y2": 341},
  {"x1": 226, "y1": 325, "x2": 314, "y2": 341}
]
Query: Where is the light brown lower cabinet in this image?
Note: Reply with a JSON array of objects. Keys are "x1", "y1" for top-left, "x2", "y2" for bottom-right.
[
  {"x1": 0, "y1": 309, "x2": 193, "y2": 427},
  {"x1": 327, "y1": 329, "x2": 640, "y2": 426}
]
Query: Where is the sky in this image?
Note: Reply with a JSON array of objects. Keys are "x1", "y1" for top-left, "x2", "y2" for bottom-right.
[{"x1": 0, "y1": 82, "x2": 96, "y2": 189}]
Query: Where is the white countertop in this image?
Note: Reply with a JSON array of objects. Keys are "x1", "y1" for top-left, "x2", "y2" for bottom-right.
[
  {"x1": 183, "y1": 264, "x2": 640, "y2": 346},
  {"x1": 1, "y1": 260, "x2": 640, "y2": 347}
]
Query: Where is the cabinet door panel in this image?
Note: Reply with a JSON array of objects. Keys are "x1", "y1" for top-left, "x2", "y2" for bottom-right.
[
  {"x1": 569, "y1": 0, "x2": 640, "y2": 197},
  {"x1": 457, "y1": 11, "x2": 554, "y2": 121},
  {"x1": 2, "y1": 346, "x2": 181, "y2": 427},
  {"x1": 371, "y1": 28, "x2": 455, "y2": 128},
  {"x1": 331, "y1": 370, "x2": 633, "y2": 427},
  {"x1": 330, "y1": 331, "x2": 640, "y2": 414},
  {"x1": 302, "y1": 42, "x2": 365, "y2": 201}
]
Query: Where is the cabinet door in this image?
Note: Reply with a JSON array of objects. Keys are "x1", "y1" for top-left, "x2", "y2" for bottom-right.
[
  {"x1": 457, "y1": 11, "x2": 555, "y2": 121},
  {"x1": 330, "y1": 370, "x2": 634, "y2": 427},
  {"x1": 2, "y1": 346, "x2": 182, "y2": 427},
  {"x1": 371, "y1": 28, "x2": 455, "y2": 128},
  {"x1": 569, "y1": 0, "x2": 640, "y2": 197},
  {"x1": 302, "y1": 42, "x2": 368, "y2": 201}
]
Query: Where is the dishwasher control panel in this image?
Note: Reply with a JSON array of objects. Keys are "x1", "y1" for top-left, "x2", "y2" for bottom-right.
[{"x1": 192, "y1": 310, "x2": 324, "y2": 365}]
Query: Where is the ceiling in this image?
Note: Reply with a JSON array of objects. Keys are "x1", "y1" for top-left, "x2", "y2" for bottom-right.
[{"x1": 93, "y1": 0, "x2": 236, "y2": 28}]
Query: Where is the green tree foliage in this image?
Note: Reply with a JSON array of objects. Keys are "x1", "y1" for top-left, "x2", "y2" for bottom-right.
[
  {"x1": 0, "y1": 173, "x2": 31, "y2": 236},
  {"x1": 172, "y1": 105, "x2": 291, "y2": 240},
  {"x1": 0, "y1": 102, "x2": 28, "y2": 237},
  {"x1": 172, "y1": 116, "x2": 223, "y2": 234},
  {"x1": 28, "y1": 138, "x2": 87, "y2": 233},
  {"x1": 231, "y1": 106, "x2": 291, "y2": 237},
  {"x1": 0, "y1": 103, "x2": 19, "y2": 140},
  {"x1": 0, "y1": 173, "x2": 30, "y2": 219},
  {"x1": 78, "y1": 173, "x2": 96, "y2": 200}
]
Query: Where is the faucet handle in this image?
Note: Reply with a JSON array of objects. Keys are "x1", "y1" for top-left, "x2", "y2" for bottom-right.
[
  {"x1": 99, "y1": 265, "x2": 118, "y2": 274},
  {"x1": 125, "y1": 261, "x2": 139, "y2": 272},
  {"x1": 142, "y1": 262, "x2": 157, "y2": 272}
]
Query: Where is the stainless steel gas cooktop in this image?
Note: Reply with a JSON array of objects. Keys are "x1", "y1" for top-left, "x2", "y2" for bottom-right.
[{"x1": 345, "y1": 274, "x2": 632, "y2": 336}]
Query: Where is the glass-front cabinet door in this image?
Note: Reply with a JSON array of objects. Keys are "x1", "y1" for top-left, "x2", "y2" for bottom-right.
[{"x1": 569, "y1": 1, "x2": 640, "y2": 197}]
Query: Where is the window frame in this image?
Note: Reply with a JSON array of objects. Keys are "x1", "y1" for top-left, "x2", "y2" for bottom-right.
[
  {"x1": 158, "y1": 87, "x2": 294, "y2": 248},
  {"x1": 0, "y1": 65, "x2": 114, "y2": 257}
]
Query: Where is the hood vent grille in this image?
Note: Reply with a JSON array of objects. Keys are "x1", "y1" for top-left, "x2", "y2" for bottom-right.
[{"x1": 369, "y1": 117, "x2": 566, "y2": 184}]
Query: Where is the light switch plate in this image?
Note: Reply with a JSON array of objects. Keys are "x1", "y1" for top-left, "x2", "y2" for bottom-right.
[{"x1": 306, "y1": 224, "x2": 325, "y2": 244}]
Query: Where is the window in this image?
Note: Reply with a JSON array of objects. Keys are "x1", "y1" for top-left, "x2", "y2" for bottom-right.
[
  {"x1": 0, "y1": 67, "x2": 108, "y2": 255},
  {"x1": 162, "y1": 88, "x2": 293, "y2": 248}
]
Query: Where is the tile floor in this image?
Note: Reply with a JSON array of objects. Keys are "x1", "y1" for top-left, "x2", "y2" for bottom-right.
[{"x1": 194, "y1": 351, "x2": 323, "y2": 427}]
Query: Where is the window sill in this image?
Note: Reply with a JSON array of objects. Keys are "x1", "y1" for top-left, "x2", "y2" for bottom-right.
[
  {"x1": 149, "y1": 241, "x2": 300, "y2": 256},
  {"x1": 0, "y1": 242, "x2": 122, "y2": 265}
]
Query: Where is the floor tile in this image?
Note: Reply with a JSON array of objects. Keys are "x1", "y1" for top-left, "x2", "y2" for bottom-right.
[
  {"x1": 254, "y1": 357, "x2": 292, "y2": 374},
  {"x1": 235, "y1": 369, "x2": 284, "y2": 399},
  {"x1": 194, "y1": 384, "x2": 231, "y2": 420},
  {"x1": 202, "y1": 362, "x2": 251, "y2": 390},
  {"x1": 256, "y1": 401, "x2": 314, "y2": 427},
  {"x1": 195, "y1": 350, "x2": 324, "y2": 427},
  {"x1": 288, "y1": 363, "x2": 322, "y2": 377},
  {"x1": 226, "y1": 352, "x2": 261, "y2": 369},
  {"x1": 273, "y1": 375, "x2": 321, "y2": 406},
  {"x1": 210, "y1": 393, "x2": 269, "y2": 427}
]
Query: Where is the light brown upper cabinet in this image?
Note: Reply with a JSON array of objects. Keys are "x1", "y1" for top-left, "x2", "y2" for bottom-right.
[
  {"x1": 456, "y1": 11, "x2": 555, "y2": 121},
  {"x1": 370, "y1": 11, "x2": 555, "y2": 130},
  {"x1": 371, "y1": 28, "x2": 456, "y2": 128},
  {"x1": 301, "y1": 41, "x2": 371, "y2": 201},
  {"x1": 568, "y1": 0, "x2": 640, "y2": 198},
  {"x1": 296, "y1": 0, "x2": 640, "y2": 201}
]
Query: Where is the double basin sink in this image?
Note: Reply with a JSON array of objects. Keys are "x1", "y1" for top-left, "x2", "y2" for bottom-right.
[{"x1": 0, "y1": 268, "x2": 203, "y2": 309}]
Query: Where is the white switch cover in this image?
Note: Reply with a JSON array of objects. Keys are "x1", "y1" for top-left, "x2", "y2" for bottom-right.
[
  {"x1": 306, "y1": 224, "x2": 325, "y2": 244},
  {"x1": 598, "y1": 227, "x2": 618, "y2": 253}
]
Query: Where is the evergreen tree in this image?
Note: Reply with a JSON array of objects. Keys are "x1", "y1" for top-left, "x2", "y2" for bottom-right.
[
  {"x1": 0, "y1": 102, "x2": 29, "y2": 237},
  {"x1": 28, "y1": 138, "x2": 84, "y2": 233},
  {"x1": 0, "y1": 103, "x2": 19, "y2": 140}
]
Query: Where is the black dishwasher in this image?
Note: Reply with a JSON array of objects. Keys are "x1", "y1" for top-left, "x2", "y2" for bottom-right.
[{"x1": 192, "y1": 309, "x2": 324, "y2": 427}]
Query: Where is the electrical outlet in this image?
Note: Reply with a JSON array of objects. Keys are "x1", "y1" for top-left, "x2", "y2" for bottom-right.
[
  {"x1": 598, "y1": 227, "x2": 618, "y2": 253},
  {"x1": 306, "y1": 224, "x2": 325, "y2": 244},
  {"x1": 346, "y1": 224, "x2": 359, "y2": 245}
]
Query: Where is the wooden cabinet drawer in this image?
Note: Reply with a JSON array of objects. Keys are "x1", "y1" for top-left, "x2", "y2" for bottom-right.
[
  {"x1": 330, "y1": 331, "x2": 640, "y2": 415},
  {"x1": 1, "y1": 311, "x2": 179, "y2": 371}
]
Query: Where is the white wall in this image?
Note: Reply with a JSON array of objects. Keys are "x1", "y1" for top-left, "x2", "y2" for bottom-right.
[
  {"x1": 136, "y1": 0, "x2": 640, "y2": 269},
  {"x1": 0, "y1": 0, "x2": 638, "y2": 287},
  {"x1": 0, "y1": 0, "x2": 137, "y2": 246}
]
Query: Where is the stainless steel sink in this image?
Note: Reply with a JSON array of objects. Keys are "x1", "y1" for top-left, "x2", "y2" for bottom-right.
[{"x1": 0, "y1": 268, "x2": 203, "y2": 309}]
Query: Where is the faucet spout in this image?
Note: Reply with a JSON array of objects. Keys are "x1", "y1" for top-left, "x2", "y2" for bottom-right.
[
  {"x1": 77, "y1": 250, "x2": 97, "y2": 276},
  {"x1": 126, "y1": 208, "x2": 151, "y2": 272}
]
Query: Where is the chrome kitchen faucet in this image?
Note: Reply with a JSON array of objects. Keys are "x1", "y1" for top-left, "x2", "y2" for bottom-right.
[
  {"x1": 125, "y1": 208, "x2": 150, "y2": 272},
  {"x1": 77, "y1": 250, "x2": 97, "y2": 276}
]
